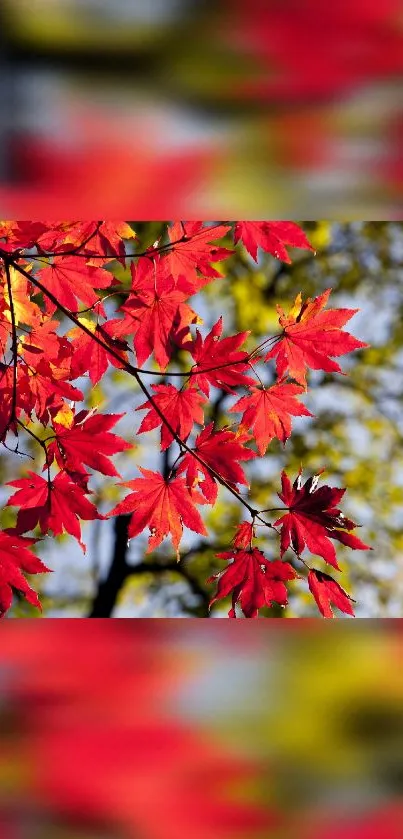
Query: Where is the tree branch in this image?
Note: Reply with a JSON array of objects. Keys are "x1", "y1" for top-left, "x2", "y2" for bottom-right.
[
  {"x1": 4, "y1": 259, "x2": 18, "y2": 428},
  {"x1": 11, "y1": 258, "x2": 277, "y2": 531},
  {"x1": 88, "y1": 517, "x2": 212, "y2": 617}
]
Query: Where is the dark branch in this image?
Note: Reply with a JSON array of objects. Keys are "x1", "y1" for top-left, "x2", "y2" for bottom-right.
[{"x1": 88, "y1": 517, "x2": 211, "y2": 617}]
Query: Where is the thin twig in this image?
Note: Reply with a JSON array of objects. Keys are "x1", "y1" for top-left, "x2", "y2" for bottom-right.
[{"x1": 4, "y1": 259, "x2": 18, "y2": 428}]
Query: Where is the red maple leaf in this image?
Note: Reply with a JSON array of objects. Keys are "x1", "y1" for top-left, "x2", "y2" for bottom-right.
[
  {"x1": 37, "y1": 256, "x2": 114, "y2": 315},
  {"x1": 165, "y1": 221, "x2": 233, "y2": 290},
  {"x1": 7, "y1": 471, "x2": 102, "y2": 552},
  {"x1": 308, "y1": 568, "x2": 355, "y2": 618},
  {"x1": 19, "y1": 320, "x2": 68, "y2": 365},
  {"x1": 31, "y1": 221, "x2": 93, "y2": 251},
  {"x1": 136, "y1": 384, "x2": 206, "y2": 451},
  {"x1": 47, "y1": 411, "x2": 132, "y2": 478},
  {"x1": 234, "y1": 221, "x2": 314, "y2": 262},
  {"x1": 233, "y1": 520, "x2": 256, "y2": 548},
  {"x1": 95, "y1": 221, "x2": 136, "y2": 265},
  {"x1": 209, "y1": 547, "x2": 298, "y2": 617},
  {"x1": 18, "y1": 358, "x2": 84, "y2": 423},
  {"x1": 177, "y1": 423, "x2": 255, "y2": 503},
  {"x1": 33, "y1": 221, "x2": 101, "y2": 256},
  {"x1": 0, "y1": 264, "x2": 42, "y2": 327},
  {"x1": 230, "y1": 381, "x2": 312, "y2": 454},
  {"x1": 108, "y1": 468, "x2": 207, "y2": 556},
  {"x1": 274, "y1": 469, "x2": 371, "y2": 569},
  {"x1": 39, "y1": 221, "x2": 135, "y2": 264},
  {"x1": 120, "y1": 259, "x2": 198, "y2": 369},
  {"x1": 189, "y1": 318, "x2": 255, "y2": 396},
  {"x1": 0, "y1": 220, "x2": 50, "y2": 252},
  {"x1": 0, "y1": 530, "x2": 49, "y2": 616},
  {"x1": 265, "y1": 288, "x2": 368, "y2": 386},
  {"x1": 68, "y1": 320, "x2": 128, "y2": 385}
]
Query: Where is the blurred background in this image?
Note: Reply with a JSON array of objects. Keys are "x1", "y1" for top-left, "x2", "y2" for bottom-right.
[
  {"x1": 1, "y1": 220, "x2": 402, "y2": 617},
  {"x1": 0, "y1": 1, "x2": 403, "y2": 217},
  {"x1": 1, "y1": 621, "x2": 403, "y2": 838}
]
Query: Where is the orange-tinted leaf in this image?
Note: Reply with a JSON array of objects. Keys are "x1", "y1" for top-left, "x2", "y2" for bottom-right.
[
  {"x1": 230, "y1": 382, "x2": 312, "y2": 454},
  {"x1": 0, "y1": 220, "x2": 50, "y2": 251},
  {"x1": 1, "y1": 265, "x2": 42, "y2": 327},
  {"x1": 266, "y1": 288, "x2": 368, "y2": 386},
  {"x1": 108, "y1": 468, "x2": 207, "y2": 557},
  {"x1": 18, "y1": 359, "x2": 83, "y2": 423}
]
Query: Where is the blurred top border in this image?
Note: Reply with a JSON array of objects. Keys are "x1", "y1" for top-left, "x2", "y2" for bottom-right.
[{"x1": 0, "y1": 0, "x2": 402, "y2": 218}]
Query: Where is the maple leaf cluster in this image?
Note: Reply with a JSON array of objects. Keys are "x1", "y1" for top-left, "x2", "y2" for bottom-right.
[{"x1": 0, "y1": 220, "x2": 369, "y2": 617}]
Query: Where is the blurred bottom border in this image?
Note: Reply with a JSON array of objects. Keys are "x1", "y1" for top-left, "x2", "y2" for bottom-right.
[{"x1": 0, "y1": 619, "x2": 402, "y2": 839}]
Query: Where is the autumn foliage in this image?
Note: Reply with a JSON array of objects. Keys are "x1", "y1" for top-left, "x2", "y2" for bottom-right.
[{"x1": 0, "y1": 220, "x2": 370, "y2": 617}]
